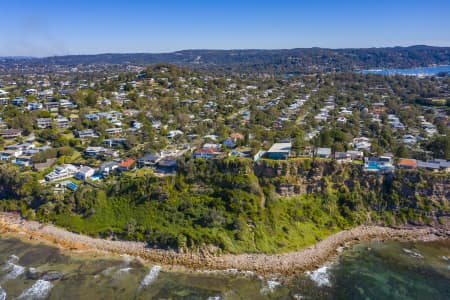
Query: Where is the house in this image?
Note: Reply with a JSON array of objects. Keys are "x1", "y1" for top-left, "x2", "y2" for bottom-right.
[
  {"x1": 75, "y1": 166, "x2": 95, "y2": 180},
  {"x1": 353, "y1": 137, "x2": 371, "y2": 151},
  {"x1": 98, "y1": 161, "x2": 119, "y2": 176},
  {"x1": 417, "y1": 160, "x2": 440, "y2": 172},
  {"x1": 157, "y1": 156, "x2": 178, "y2": 169},
  {"x1": 100, "y1": 149, "x2": 120, "y2": 159},
  {"x1": 346, "y1": 150, "x2": 364, "y2": 160},
  {"x1": 0, "y1": 129, "x2": 22, "y2": 139},
  {"x1": 0, "y1": 98, "x2": 8, "y2": 105},
  {"x1": 194, "y1": 147, "x2": 220, "y2": 159},
  {"x1": 76, "y1": 129, "x2": 99, "y2": 139},
  {"x1": 12, "y1": 97, "x2": 26, "y2": 106},
  {"x1": 223, "y1": 137, "x2": 237, "y2": 148},
  {"x1": 15, "y1": 156, "x2": 32, "y2": 167},
  {"x1": 28, "y1": 102, "x2": 43, "y2": 110},
  {"x1": 84, "y1": 146, "x2": 106, "y2": 156},
  {"x1": 335, "y1": 152, "x2": 351, "y2": 163},
  {"x1": 105, "y1": 127, "x2": 122, "y2": 136},
  {"x1": 316, "y1": 147, "x2": 332, "y2": 158},
  {"x1": 45, "y1": 164, "x2": 79, "y2": 181},
  {"x1": 137, "y1": 153, "x2": 161, "y2": 168},
  {"x1": 167, "y1": 130, "x2": 183, "y2": 138},
  {"x1": 118, "y1": 158, "x2": 135, "y2": 172},
  {"x1": 103, "y1": 138, "x2": 127, "y2": 147},
  {"x1": 397, "y1": 158, "x2": 417, "y2": 169},
  {"x1": 364, "y1": 156, "x2": 395, "y2": 173},
  {"x1": 418, "y1": 159, "x2": 450, "y2": 172},
  {"x1": 55, "y1": 116, "x2": 70, "y2": 128},
  {"x1": 37, "y1": 118, "x2": 53, "y2": 129},
  {"x1": 265, "y1": 142, "x2": 292, "y2": 160},
  {"x1": 0, "y1": 150, "x2": 16, "y2": 161},
  {"x1": 59, "y1": 99, "x2": 76, "y2": 108},
  {"x1": 44, "y1": 101, "x2": 59, "y2": 112},
  {"x1": 403, "y1": 134, "x2": 417, "y2": 145},
  {"x1": 85, "y1": 113, "x2": 100, "y2": 121}
]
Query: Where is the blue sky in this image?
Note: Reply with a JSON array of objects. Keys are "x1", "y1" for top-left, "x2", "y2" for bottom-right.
[{"x1": 1, "y1": 0, "x2": 449, "y2": 56}]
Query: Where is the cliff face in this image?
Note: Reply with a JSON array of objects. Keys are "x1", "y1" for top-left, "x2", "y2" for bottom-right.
[{"x1": 253, "y1": 159, "x2": 449, "y2": 213}]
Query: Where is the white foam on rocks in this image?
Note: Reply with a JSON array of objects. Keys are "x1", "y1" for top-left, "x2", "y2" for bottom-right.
[
  {"x1": 16, "y1": 280, "x2": 53, "y2": 299},
  {"x1": 139, "y1": 265, "x2": 161, "y2": 289},
  {"x1": 260, "y1": 280, "x2": 281, "y2": 294},
  {"x1": 306, "y1": 265, "x2": 332, "y2": 287}
]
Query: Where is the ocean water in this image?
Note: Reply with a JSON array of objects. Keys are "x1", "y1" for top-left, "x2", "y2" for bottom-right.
[
  {"x1": 360, "y1": 65, "x2": 450, "y2": 76},
  {"x1": 0, "y1": 237, "x2": 448, "y2": 299}
]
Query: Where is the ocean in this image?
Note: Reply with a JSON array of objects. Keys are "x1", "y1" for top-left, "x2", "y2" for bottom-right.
[
  {"x1": 0, "y1": 237, "x2": 448, "y2": 299},
  {"x1": 360, "y1": 65, "x2": 450, "y2": 77}
]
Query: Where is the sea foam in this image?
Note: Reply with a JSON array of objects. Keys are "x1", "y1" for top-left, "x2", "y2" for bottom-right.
[
  {"x1": 2, "y1": 255, "x2": 26, "y2": 280},
  {"x1": 0, "y1": 285, "x2": 6, "y2": 300},
  {"x1": 16, "y1": 280, "x2": 53, "y2": 299},
  {"x1": 139, "y1": 265, "x2": 161, "y2": 289},
  {"x1": 307, "y1": 265, "x2": 332, "y2": 287},
  {"x1": 260, "y1": 280, "x2": 281, "y2": 294}
]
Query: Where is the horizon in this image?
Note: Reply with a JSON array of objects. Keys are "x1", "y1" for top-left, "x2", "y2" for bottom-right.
[
  {"x1": 1, "y1": 0, "x2": 449, "y2": 57},
  {"x1": 1, "y1": 44, "x2": 448, "y2": 59}
]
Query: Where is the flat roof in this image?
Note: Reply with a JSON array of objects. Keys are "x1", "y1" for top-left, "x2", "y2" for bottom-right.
[{"x1": 267, "y1": 142, "x2": 292, "y2": 153}]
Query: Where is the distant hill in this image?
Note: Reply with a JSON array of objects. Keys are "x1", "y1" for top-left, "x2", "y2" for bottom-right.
[{"x1": 2, "y1": 46, "x2": 450, "y2": 74}]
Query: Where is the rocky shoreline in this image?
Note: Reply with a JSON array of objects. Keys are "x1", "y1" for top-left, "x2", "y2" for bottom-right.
[{"x1": 0, "y1": 212, "x2": 448, "y2": 276}]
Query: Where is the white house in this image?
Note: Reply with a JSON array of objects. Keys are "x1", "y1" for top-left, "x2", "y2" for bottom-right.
[
  {"x1": 45, "y1": 164, "x2": 79, "y2": 181},
  {"x1": 75, "y1": 166, "x2": 95, "y2": 180}
]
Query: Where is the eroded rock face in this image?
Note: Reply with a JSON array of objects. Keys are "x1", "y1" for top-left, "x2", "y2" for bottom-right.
[{"x1": 253, "y1": 159, "x2": 449, "y2": 210}]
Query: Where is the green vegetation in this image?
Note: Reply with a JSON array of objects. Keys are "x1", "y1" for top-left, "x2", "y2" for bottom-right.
[{"x1": 0, "y1": 158, "x2": 447, "y2": 254}]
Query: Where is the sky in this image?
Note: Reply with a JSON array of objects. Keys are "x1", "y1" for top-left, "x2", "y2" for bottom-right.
[{"x1": 0, "y1": 0, "x2": 449, "y2": 57}]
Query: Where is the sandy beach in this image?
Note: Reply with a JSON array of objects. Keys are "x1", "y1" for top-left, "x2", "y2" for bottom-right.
[{"x1": 0, "y1": 212, "x2": 448, "y2": 276}]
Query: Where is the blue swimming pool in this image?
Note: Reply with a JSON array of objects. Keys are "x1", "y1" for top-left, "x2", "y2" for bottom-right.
[{"x1": 90, "y1": 174, "x2": 103, "y2": 180}]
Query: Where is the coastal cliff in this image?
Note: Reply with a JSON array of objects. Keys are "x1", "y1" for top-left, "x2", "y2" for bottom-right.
[{"x1": 0, "y1": 158, "x2": 449, "y2": 254}]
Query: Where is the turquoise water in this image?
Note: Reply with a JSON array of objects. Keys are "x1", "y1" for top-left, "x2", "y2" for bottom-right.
[
  {"x1": 361, "y1": 65, "x2": 450, "y2": 76},
  {"x1": 0, "y1": 237, "x2": 448, "y2": 299}
]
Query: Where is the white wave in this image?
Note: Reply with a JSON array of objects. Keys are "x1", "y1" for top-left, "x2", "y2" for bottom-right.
[
  {"x1": 16, "y1": 280, "x2": 53, "y2": 299},
  {"x1": 207, "y1": 297, "x2": 221, "y2": 300},
  {"x1": 307, "y1": 265, "x2": 332, "y2": 287},
  {"x1": 260, "y1": 280, "x2": 281, "y2": 294},
  {"x1": 293, "y1": 293, "x2": 304, "y2": 299},
  {"x1": 139, "y1": 265, "x2": 161, "y2": 289},
  {"x1": 0, "y1": 285, "x2": 6, "y2": 300},
  {"x1": 403, "y1": 248, "x2": 423, "y2": 259},
  {"x1": 1, "y1": 255, "x2": 19, "y2": 270},
  {"x1": 5, "y1": 263, "x2": 25, "y2": 280},
  {"x1": 441, "y1": 256, "x2": 449, "y2": 261},
  {"x1": 2, "y1": 255, "x2": 25, "y2": 280}
]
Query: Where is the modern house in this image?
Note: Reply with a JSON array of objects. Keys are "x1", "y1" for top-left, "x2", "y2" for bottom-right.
[
  {"x1": 0, "y1": 129, "x2": 22, "y2": 139},
  {"x1": 84, "y1": 146, "x2": 107, "y2": 156},
  {"x1": 105, "y1": 127, "x2": 122, "y2": 136},
  {"x1": 137, "y1": 153, "x2": 161, "y2": 168},
  {"x1": 37, "y1": 118, "x2": 53, "y2": 129},
  {"x1": 28, "y1": 102, "x2": 43, "y2": 110},
  {"x1": 98, "y1": 161, "x2": 119, "y2": 176},
  {"x1": 75, "y1": 166, "x2": 96, "y2": 180},
  {"x1": 364, "y1": 156, "x2": 395, "y2": 173},
  {"x1": 76, "y1": 129, "x2": 99, "y2": 139},
  {"x1": 265, "y1": 142, "x2": 292, "y2": 160},
  {"x1": 12, "y1": 97, "x2": 26, "y2": 106},
  {"x1": 55, "y1": 116, "x2": 70, "y2": 128},
  {"x1": 45, "y1": 164, "x2": 79, "y2": 181},
  {"x1": 316, "y1": 147, "x2": 332, "y2": 158}
]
